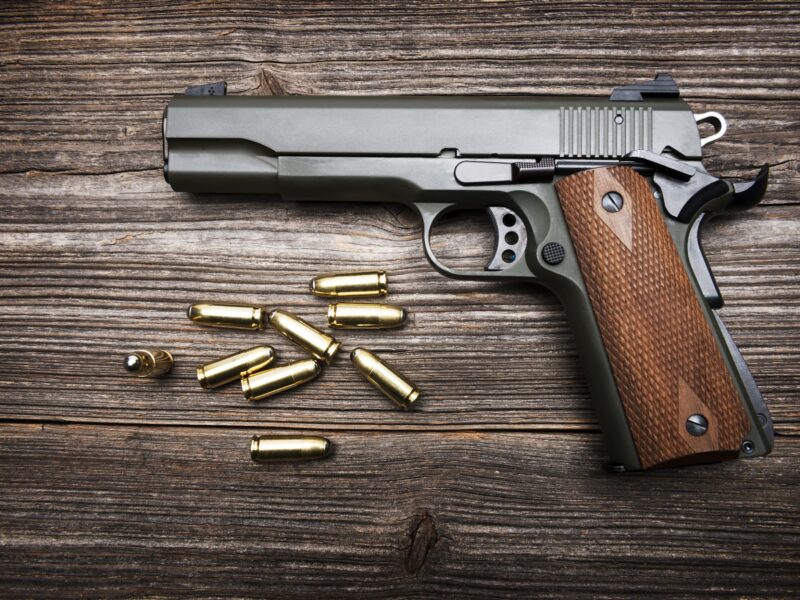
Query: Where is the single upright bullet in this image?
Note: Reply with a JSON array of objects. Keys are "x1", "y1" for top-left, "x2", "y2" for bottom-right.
[
  {"x1": 187, "y1": 303, "x2": 265, "y2": 330},
  {"x1": 123, "y1": 349, "x2": 173, "y2": 378},
  {"x1": 268, "y1": 309, "x2": 340, "y2": 363},
  {"x1": 197, "y1": 345, "x2": 275, "y2": 390},
  {"x1": 350, "y1": 347, "x2": 420, "y2": 409},
  {"x1": 310, "y1": 271, "x2": 388, "y2": 298},
  {"x1": 250, "y1": 435, "x2": 332, "y2": 462},
  {"x1": 328, "y1": 302, "x2": 407, "y2": 329},
  {"x1": 242, "y1": 358, "x2": 322, "y2": 402}
]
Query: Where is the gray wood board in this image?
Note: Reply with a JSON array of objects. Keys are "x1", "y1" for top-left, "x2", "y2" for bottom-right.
[
  {"x1": 0, "y1": 1, "x2": 798, "y2": 597},
  {"x1": 0, "y1": 423, "x2": 798, "y2": 598}
]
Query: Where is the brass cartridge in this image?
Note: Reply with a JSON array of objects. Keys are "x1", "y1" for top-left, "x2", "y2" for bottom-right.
[
  {"x1": 242, "y1": 358, "x2": 322, "y2": 402},
  {"x1": 123, "y1": 349, "x2": 173, "y2": 378},
  {"x1": 310, "y1": 271, "x2": 388, "y2": 298},
  {"x1": 350, "y1": 347, "x2": 420, "y2": 409},
  {"x1": 268, "y1": 309, "x2": 340, "y2": 363},
  {"x1": 327, "y1": 302, "x2": 407, "y2": 329},
  {"x1": 187, "y1": 303, "x2": 265, "y2": 330},
  {"x1": 197, "y1": 345, "x2": 275, "y2": 390},
  {"x1": 250, "y1": 435, "x2": 331, "y2": 462}
]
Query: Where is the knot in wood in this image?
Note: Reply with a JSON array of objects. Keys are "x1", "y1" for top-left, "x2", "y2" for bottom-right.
[{"x1": 405, "y1": 511, "x2": 438, "y2": 575}]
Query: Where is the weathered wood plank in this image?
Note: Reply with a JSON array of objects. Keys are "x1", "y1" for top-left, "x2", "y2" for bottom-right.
[
  {"x1": 0, "y1": 2, "x2": 798, "y2": 187},
  {"x1": 0, "y1": 168, "x2": 797, "y2": 431},
  {"x1": 0, "y1": 2, "x2": 798, "y2": 596},
  {"x1": 0, "y1": 423, "x2": 797, "y2": 598},
  {"x1": 1, "y1": 1, "x2": 799, "y2": 84}
]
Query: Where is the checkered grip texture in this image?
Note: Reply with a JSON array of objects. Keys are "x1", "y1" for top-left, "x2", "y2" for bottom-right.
[{"x1": 555, "y1": 167, "x2": 749, "y2": 469}]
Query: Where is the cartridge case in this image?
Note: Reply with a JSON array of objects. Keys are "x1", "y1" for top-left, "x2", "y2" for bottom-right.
[
  {"x1": 350, "y1": 347, "x2": 420, "y2": 409},
  {"x1": 250, "y1": 435, "x2": 331, "y2": 462},
  {"x1": 327, "y1": 302, "x2": 407, "y2": 329},
  {"x1": 123, "y1": 349, "x2": 173, "y2": 378},
  {"x1": 268, "y1": 309, "x2": 340, "y2": 363},
  {"x1": 242, "y1": 358, "x2": 322, "y2": 402},
  {"x1": 187, "y1": 302, "x2": 265, "y2": 330},
  {"x1": 197, "y1": 345, "x2": 275, "y2": 390},
  {"x1": 310, "y1": 271, "x2": 388, "y2": 298}
]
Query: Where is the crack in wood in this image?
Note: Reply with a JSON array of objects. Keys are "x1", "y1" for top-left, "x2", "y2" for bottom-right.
[
  {"x1": 405, "y1": 511, "x2": 439, "y2": 575},
  {"x1": 256, "y1": 68, "x2": 287, "y2": 96}
]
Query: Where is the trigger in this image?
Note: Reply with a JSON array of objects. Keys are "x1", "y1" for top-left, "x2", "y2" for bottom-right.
[
  {"x1": 486, "y1": 207, "x2": 527, "y2": 271},
  {"x1": 687, "y1": 213, "x2": 723, "y2": 309}
]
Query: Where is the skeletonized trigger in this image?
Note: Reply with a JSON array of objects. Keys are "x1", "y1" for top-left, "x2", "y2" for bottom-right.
[
  {"x1": 415, "y1": 202, "x2": 536, "y2": 281},
  {"x1": 485, "y1": 207, "x2": 528, "y2": 271}
]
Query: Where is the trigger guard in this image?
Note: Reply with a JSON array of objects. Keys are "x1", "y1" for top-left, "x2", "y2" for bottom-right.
[
  {"x1": 418, "y1": 202, "x2": 469, "y2": 279},
  {"x1": 416, "y1": 202, "x2": 535, "y2": 281}
]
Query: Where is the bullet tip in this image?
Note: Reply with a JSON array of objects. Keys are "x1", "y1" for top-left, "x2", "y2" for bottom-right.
[
  {"x1": 123, "y1": 353, "x2": 141, "y2": 373},
  {"x1": 322, "y1": 439, "x2": 332, "y2": 457}
]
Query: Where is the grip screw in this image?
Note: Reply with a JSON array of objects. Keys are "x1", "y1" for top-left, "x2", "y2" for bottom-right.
[
  {"x1": 685, "y1": 414, "x2": 708, "y2": 436},
  {"x1": 602, "y1": 191, "x2": 624, "y2": 213},
  {"x1": 741, "y1": 440, "x2": 755, "y2": 455}
]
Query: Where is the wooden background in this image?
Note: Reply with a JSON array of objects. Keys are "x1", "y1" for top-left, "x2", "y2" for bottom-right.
[{"x1": 1, "y1": 1, "x2": 798, "y2": 597}]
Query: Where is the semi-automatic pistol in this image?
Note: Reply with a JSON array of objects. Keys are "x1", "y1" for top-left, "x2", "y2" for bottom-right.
[{"x1": 162, "y1": 74, "x2": 773, "y2": 471}]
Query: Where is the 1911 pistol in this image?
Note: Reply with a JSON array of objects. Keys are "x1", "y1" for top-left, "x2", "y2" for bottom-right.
[{"x1": 162, "y1": 74, "x2": 773, "y2": 471}]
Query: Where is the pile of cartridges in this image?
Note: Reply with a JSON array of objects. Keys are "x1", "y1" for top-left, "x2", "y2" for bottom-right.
[{"x1": 124, "y1": 271, "x2": 417, "y2": 463}]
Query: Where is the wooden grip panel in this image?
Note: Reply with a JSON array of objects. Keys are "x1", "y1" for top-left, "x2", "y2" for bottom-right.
[{"x1": 555, "y1": 167, "x2": 749, "y2": 469}]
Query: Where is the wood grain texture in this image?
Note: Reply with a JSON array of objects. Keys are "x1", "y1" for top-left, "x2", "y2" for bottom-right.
[
  {"x1": 1, "y1": 423, "x2": 799, "y2": 598},
  {"x1": 556, "y1": 167, "x2": 749, "y2": 468},
  {"x1": 0, "y1": 1, "x2": 798, "y2": 597}
]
